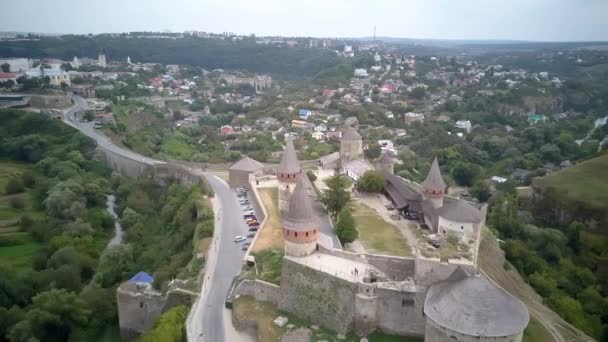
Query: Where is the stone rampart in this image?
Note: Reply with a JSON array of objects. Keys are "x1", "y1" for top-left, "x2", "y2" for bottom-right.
[
  {"x1": 30, "y1": 94, "x2": 72, "y2": 109},
  {"x1": 97, "y1": 147, "x2": 151, "y2": 178},
  {"x1": 278, "y1": 258, "x2": 358, "y2": 334},
  {"x1": 231, "y1": 278, "x2": 281, "y2": 305}
]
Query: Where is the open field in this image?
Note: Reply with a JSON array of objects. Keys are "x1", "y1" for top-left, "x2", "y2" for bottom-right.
[
  {"x1": 533, "y1": 153, "x2": 608, "y2": 221},
  {"x1": 251, "y1": 248, "x2": 283, "y2": 285},
  {"x1": 352, "y1": 202, "x2": 411, "y2": 257},
  {"x1": 523, "y1": 318, "x2": 554, "y2": 342},
  {"x1": 251, "y1": 187, "x2": 283, "y2": 253}
]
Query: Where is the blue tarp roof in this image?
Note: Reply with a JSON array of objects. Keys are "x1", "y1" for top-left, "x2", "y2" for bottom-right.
[
  {"x1": 299, "y1": 109, "x2": 311, "y2": 114},
  {"x1": 128, "y1": 271, "x2": 154, "y2": 284}
]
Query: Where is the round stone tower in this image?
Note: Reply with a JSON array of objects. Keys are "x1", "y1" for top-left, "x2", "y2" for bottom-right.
[
  {"x1": 377, "y1": 151, "x2": 395, "y2": 175},
  {"x1": 424, "y1": 273, "x2": 529, "y2": 342},
  {"x1": 276, "y1": 137, "x2": 301, "y2": 211},
  {"x1": 340, "y1": 127, "x2": 364, "y2": 167},
  {"x1": 283, "y1": 175, "x2": 319, "y2": 257},
  {"x1": 422, "y1": 157, "x2": 447, "y2": 209}
]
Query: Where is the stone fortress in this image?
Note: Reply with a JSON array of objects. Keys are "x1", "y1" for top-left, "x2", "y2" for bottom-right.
[{"x1": 231, "y1": 127, "x2": 530, "y2": 342}]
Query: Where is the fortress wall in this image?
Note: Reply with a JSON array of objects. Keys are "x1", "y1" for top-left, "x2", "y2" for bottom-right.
[
  {"x1": 29, "y1": 94, "x2": 72, "y2": 109},
  {"x1": 96, "y1": 147, "x2": 150, "y2": 178},
  {"x1": 354, "y1": 293, "x2": 378, "y2": 336},
  {"x1": 232, "y1": 279, "x2": 281, "y2": 305},
  {"x1": 318, "y1": 244, "x2": 371, "y2": 263},
  {"x1": 278, "y1": 258, "x2": 358, "y2": 334},
  {"x1": 374, "y1": 287, "x2": 426, "y2": 337},
  {"x1": 366, "y1": 255, "x2": 416, "y2": 281}
]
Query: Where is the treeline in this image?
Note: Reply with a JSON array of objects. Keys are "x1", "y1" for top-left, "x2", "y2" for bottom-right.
[{"x1": 0, "y1": 36, "x2": 342, "y2": 79}]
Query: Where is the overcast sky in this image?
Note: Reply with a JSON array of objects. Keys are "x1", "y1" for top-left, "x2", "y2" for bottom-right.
[{"x1": 2, "y1": 0, "x2": 608, "y2": 41}]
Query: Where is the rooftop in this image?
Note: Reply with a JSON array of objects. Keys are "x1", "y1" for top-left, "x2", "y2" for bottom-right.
[
  {"x1": 229, "y1": 156, "x2": 264, "y2": 172},
  {"x1": 424, "y1": 272, "x2": 529, "y2": 337},
  {"x1": 422, "y1": 157, "x2": 447, "y2": 190},
  {"x1": 283, "y1": 175, "x2": 317, "y2": 230},
  {"x1": 277, "y1": 137, "x2": 301, "y2": 175}
]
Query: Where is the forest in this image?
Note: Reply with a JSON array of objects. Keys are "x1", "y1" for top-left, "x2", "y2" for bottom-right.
[
  {"x1": 0, "y1": 110, "x2": 211, "y2": 341},
  {"x1": 0, "y1": 35, "x2": 342, "y2": 79}
]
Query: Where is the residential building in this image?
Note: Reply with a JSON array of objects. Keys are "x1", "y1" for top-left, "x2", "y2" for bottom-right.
[
  {"x1": 455, "y1": 120, "x2": 472, "y2": 133},
  {"x1": 25, "y1": 68, "x2": 71, "y2": 87},
  {"x1": 0, "y1": 58, "x2": 31, "y2": 72},
  {"x1": 291, "y1": 120, "x2": 315, "y2": 131},
  {"x1": 298, "y1": 109, "x2": 312, "y2": 120},
  {"x1": 220, "y1": 125, "x2": 234, "y2": 136},
  {"x1": 404, "y1": 112, "x2": 425, "y2": 125},
  {"x1": 354, "y1": 68, "x2": 368, "y2": 77}
]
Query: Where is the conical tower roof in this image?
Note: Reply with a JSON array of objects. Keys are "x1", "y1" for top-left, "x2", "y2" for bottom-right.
[
  {"x1": 277, "y1": 137, "x2": 301, "y2": 175},
  {"x1": 283, "y1": 175, "x2": 317, "y2": 230},
  {"x1": 342, "y1": 126, "x2": 362, "y2": 140},
  {"x1": 229, "y1": 156, "x2": 264, "y2": 172},
  {"x1": 422, "y1": 157, "x2": 447, "y2": 190}
]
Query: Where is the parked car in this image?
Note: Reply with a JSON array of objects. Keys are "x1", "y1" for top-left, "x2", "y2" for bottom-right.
[
  {"x1": 247, "y1": 221, "x2": 259, "y2": 226},
  {"x1": 242, "y1": 245, "x2": 248, "y2": 251},
  {"x1": 247, "y1": 233, "x2": 255, "y2": 238},
  {"x1": 249, "y1": 227, "x2": 259, "y2": 232},
  {"x1": 242, "y1": 206, "x2": 253, "y2": 211},
  {"x1": 234, "y1": 236, "x2": 245, "y2": 242},
  {"x1": 243, "y1": 242, "x2": 251, "y2": 247},
  {"x1": 244, "y1": 211, "x2": 255, "y2": 216},
  {"x1": 404, "y1": 211, "x2": 419, "y2": 220}
]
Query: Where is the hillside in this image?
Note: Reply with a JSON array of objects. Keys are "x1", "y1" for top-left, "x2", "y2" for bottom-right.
[{"x1": 533, "y1": 153, "x2": 608, "y2": 228}]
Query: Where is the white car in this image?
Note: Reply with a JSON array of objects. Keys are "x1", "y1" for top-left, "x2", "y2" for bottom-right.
[{"x1": 234, "y1": 236, "x2": 246, "y2": 242}]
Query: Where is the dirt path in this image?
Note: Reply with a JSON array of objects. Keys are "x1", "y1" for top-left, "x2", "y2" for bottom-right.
[{"x1": 479, "y1": 228, "x2": 593, "y2": 342}]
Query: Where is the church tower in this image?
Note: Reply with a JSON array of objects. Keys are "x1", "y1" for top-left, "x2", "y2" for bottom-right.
[
  {"x1": 276, "y1": 137, "x2": 301, "y2": 211},
  {"x1": 340, "y1": 127, "x2": 364, "y2": 168},
  {"x1": 422, "y1": 157, "x2": 447, "y2": 209},
  {"x1": 283, "y1": 175, "x2": 319, "y2": 257}
]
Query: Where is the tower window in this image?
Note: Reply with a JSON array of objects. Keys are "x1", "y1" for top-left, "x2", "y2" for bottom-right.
[
  {"x1": 295, "y1": 232, "x2": 298, "y2": 237},
  {"x1": 461, "y1": 226, "x2": 464, "y2": 230},
  {"x1": 306, "y1": 232, "x2": 309, "y2": 237}
]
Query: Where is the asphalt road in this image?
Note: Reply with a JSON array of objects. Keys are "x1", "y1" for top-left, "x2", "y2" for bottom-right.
[
  {"x1": 194, "y1": 175, "x2": 251, "y2": 342},
  {"x1": 62, "y1": 96, "x2": 249, "y2": 341}
]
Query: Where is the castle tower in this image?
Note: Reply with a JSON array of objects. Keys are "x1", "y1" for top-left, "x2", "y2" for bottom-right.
[
  {"x1": 422, "y1": 157, "x2": 447, "y2": 209},
  {"x1": 127, "y1": 56, "x2": 132, "y2": 65},
  {"x1": 340, "y1": 127, "x2": 363, "y2": 168},
  {"x1": 283, "y1": 175, "x2": 319, "y2": 257},
  {"x1": 98, "y1": 50, "x2": 107, "y2": 68},
  {"x1": 277, "y1": 137, "x2": 301, "y2": 211},
  {"x1": 377, "y1": 151, "x2": 395, "y2": 175}
]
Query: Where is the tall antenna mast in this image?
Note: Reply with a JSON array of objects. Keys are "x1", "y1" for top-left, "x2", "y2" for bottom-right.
[{"x1": 373, "y1": 25, "x2": 376, "y2": 42}]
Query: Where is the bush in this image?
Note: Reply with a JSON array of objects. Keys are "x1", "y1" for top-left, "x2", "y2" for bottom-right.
[
  {"x1": 5, "y1": 177, "x2": 24, "y2": 195},
  {"x1": 21, "y1": 171, "x2": 36, "y2": 188},
  {"x1": 356, "y1": 170, "x2": 385, "y2": 193},
  {"x1": 8, "y1": 196, "x2": 25, "y2": 209},
  {"x1": 306, "y1": 170, "x2": 317, "y2": 182}
]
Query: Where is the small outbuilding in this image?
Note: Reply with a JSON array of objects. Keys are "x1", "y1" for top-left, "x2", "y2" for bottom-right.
[{"x1": 228, "y1": 156, "x2": 264, "y2": 188}]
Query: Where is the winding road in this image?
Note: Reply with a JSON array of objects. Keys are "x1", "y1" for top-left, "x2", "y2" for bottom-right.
[{"x1": 62, "y1": 96, "x2": 250, "y2": 342}]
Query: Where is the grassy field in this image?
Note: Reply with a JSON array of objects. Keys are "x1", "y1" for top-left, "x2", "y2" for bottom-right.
[
  {"x1": 251, "y1": 187, "x2": 283, "y2": 252},
  {"x1": 352, "y1": 202, "x2": 411, "y2": 257},
  {"x1": 534, "y1": 153, "x2": 608, "y2": 219},
  {"x1": 0, "y1": 162, "x2": 40, "y2": 270},
  {"x1": 523, "y1": 318, "x2": 554, "y2": 342},
  {"x1": 251, "y1": 248, "x2": 283, "y2": 285}
]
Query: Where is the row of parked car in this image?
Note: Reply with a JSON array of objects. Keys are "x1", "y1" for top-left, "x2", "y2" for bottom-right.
[{"x1": 233, "y1": 187, "x2": 260, "y2": 251}]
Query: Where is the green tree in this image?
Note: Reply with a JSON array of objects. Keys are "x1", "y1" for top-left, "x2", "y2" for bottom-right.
[
  {"x1": 356, "y1": 170, "x2": 385, "y2": 193},
  {"x1": 410, "y1": 87, "x2": 426, "y2": 99},
  {"x1": 93, "y1": 244, "x2": 135, "y2": 287},
  {"x1": 306, "y1": 170, "x2": 317, "y2": 182},
  {"x1": 321, "y1": 175, "x2": 351, "y2": 220},
  {"x1": 4, "y1": 177, "x2": 24, "y2": 195},
  {"x1": 83, "y1": 110, "x2": 95, "y2": 122},
  {"x1": 140, "y1": 305, "x2": 189, "y2": 342},
  {"x1": 364, "y1": 143, "x2": 382, "y2": 159},
  {"x1": 335, "y1": 207, "x2": 358, "y2": 244},
  {"x1": 451, "y1": 162, "x2": 479, "y2": 187},
  {"x1": 0, "y1": 63, "x2": 9, "y2": 72},
  {"x1": 8, "y1": 289, "x2": 91, "y2": 342}
]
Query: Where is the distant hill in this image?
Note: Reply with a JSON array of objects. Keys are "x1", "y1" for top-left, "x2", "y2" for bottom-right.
[{"x1": 533, "y1": 153, "x2": 608, "y2": 230}]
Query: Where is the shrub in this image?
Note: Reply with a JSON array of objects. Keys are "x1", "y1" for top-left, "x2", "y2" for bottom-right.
[
  {"x1": 356, "y1": 170, "x2": 385, "y2": 193},
  {"x1": 9, "y1": 196, "x2": 25, "y2": 209}
]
